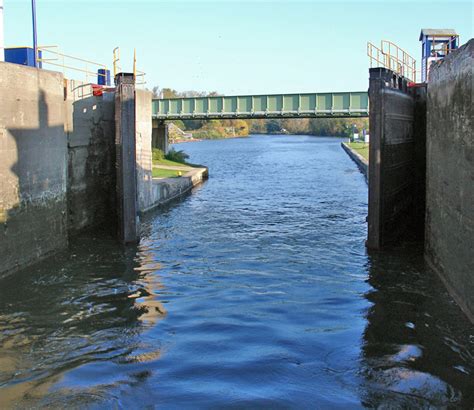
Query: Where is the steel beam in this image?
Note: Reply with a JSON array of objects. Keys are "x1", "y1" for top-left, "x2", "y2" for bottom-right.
[{"x1": 152, "y1": 92, "x2": 369, "y2": 120}]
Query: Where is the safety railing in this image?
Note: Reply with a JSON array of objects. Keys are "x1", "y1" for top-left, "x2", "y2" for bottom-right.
[
  {"x1": 367, "y1": 40, "x2": 417, "y2": 82},
  {"x1": 133, "y1": 48, "x2": 146, "y2": 86},
  {"x1": 37, "y1": 45, "x2": 109, "y2": 84},
  {"x1": 113, "y1": 47, "x2": 122, "y2": 78},
  {"x1": 114, "y1": 47, "x2": 146, "y2": 87}
]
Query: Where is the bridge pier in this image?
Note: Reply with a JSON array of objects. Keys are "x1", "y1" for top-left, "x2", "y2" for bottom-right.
[
  {"x1": 152, "y1": 120, "x2": 169, "y2": 153},
  {"x1": 115, "y1": 73, "x2": 138, "y2": 244}
]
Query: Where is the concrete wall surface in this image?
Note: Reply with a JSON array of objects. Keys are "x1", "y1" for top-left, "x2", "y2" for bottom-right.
[
  {"x1": 65, "y1": 80, "x2": 116, "y2": 233},
  {"x1": 135, "y1": 89, "x2": 154, "y2": 212},
  {"x1": 425, "y1": 39, "x2": 474, "y2": 321},
  {"x1": 152, "y1": 120, "x2": 169, "y2": 153},
  {"x1": 0, "y1": 62, "x2": 67, "y2": 275}
]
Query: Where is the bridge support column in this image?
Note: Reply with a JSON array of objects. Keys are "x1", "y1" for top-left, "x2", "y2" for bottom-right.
[
  {"x1": 367, "y1": 68, "x2": 426, "y2": 250},
  {"x1": 115, "y1": 73, "x2": 138, "y2": 244},
  {"x1": 152, "y1": 120, "x2": 169, "y2": 153}
]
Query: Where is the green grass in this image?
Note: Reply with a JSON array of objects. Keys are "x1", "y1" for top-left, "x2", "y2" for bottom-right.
[
  {"x1": 154, "y1": 158, "x2": 189, "y2": 167},
  {"x1": 347, "y1": 142, "x2": 369, "y2": 161},
  {"x1": 152, "y1": 168, "x2": 183, "y2": 178}
]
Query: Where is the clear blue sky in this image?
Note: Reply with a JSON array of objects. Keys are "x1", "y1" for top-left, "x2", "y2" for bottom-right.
[{"x1": 4, "y1": 0, "x2": 473, "y2": 94}]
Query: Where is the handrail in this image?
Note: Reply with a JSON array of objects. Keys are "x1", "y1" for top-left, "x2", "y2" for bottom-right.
[
  {"x1": 37, "y1": 45, "x2": 109, "y2": 83},
  {"x1": 114, "y1": 46, "x2": 146, "y2": 86},
  {"x1": 113, "y1": 46, "x2": 121, "y2": 78},
  {"x1": 367, "y1": 40, "x2": 417, "y2": 82}
]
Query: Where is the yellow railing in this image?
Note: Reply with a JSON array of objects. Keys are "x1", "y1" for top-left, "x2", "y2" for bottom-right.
[
  {"x1": 35, "y1": 45, "x2": 146, "y2": 87},
  {"x1": 113, "y1": 46, "x2": 121, "y2": 78},
  {"x1": 133, "y1": 48, "x2": 146, "y2": 86},
  {"x1": 37, "y1": 45, "x2": 109, "y2": 84},
  {"x1": 367, "y1": 40, "x2": 417, "y2": 82},
  {"x1": 114, "y1": 46, "x2": 146, "y2": 86}
]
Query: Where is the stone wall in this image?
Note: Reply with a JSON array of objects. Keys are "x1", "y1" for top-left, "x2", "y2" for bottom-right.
[
  {"x1": 65, "y1": 80, "x2": 116, "y2": 233},
  {"x1": 0, "y1": 62, "x2": 68, "y2": 275},
  {"x1": 425, "y1": 39, "x2": 474, "y2": 321}
]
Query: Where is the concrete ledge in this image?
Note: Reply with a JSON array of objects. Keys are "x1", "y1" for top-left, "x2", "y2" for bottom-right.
[
  {"x1": 139, "y1": 167, "x2": 209, "y2": 214},
  {"x1": 341, "y1": 142, "x2": 368, "y2": 181}
]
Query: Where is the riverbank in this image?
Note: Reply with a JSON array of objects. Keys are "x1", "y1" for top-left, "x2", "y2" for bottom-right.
[
  {"x1": 141, "y1": 166, "x2": 208, "y2": 214},
  {"x1": 341, "y1": 142, "x2": 368, "y2": 180}
]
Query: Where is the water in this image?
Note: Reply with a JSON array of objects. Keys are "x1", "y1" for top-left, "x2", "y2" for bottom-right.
[{"x1": 0, "y1": 135, "x2": 473, "y2": 408}]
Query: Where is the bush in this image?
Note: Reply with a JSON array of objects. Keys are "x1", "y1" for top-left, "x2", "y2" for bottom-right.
[
  {"x1": 165, "y1": 148, "x2": 189, "y2": 164},
  {"x1": 152, "y1": 148, "x2": 165, "y2": 162}
]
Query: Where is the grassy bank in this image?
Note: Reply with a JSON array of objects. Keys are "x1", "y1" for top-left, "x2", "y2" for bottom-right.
[
  {"x1": 152, "y1": 148, "x2": 195, "y2": 179},
  {"x1": 347, "y1": 142, "x2": 369, "y2": 161},
  {"x1": 152, "y1": 166, "x2": 187, "y2": 179}
]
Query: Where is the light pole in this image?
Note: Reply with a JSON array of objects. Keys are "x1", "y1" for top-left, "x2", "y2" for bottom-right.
[{"x1": 31, "y1": 0, "x2": 38, "y2": 67}]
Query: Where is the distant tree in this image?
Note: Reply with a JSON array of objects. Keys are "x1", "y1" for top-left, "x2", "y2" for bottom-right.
[
  {"x1": 161, "y1": 88, "x2": 180, "y2": 98},
  {"x1": 266, "y1": 120, "x2": 281, "y2": 133},
  {"x1": 183, "y1": 119, "x2": 205, "y2": 130},
  {"x1": 152, "y1": 86, "x2": 160, "y2": 98}
]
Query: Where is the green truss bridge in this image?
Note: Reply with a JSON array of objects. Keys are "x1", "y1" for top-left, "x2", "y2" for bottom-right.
[{"x1": 152, "y1": 91, "x2": 369, "y2": 120}]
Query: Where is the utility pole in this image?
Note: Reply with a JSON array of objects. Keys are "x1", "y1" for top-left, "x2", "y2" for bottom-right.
[
  {"x1": 31, "y1": 0, "x2": 38, "y2": 67},
  {"x1": 0, "y1": 0, "x2": 4, "y2": 62}
]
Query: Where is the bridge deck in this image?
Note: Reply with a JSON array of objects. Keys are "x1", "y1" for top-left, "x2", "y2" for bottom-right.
[{"x1": 152, "y1": 92, "x2": 369, "y2": 120}]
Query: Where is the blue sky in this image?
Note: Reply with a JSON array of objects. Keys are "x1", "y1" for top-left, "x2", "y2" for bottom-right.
[{"x1": 4, "y1": 0, "x2": 473, "y2": 94}]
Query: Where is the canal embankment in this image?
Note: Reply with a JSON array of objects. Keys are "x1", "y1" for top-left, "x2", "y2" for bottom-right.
[
  {"x1": 140, "y1": 165, "x2": 208, "y2": 213},
  {"x1": 341, "y1": 142, "x2": 368, "y2": 180}
]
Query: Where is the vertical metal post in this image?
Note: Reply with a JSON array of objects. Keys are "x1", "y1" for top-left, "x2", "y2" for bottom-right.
[{"x1": 31, "y1": 0, "x2": 38, "y2": 67}]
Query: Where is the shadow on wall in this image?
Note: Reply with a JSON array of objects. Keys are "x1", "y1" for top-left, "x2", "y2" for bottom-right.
[
  {"x1": 1, "y1": 88, "x2": 68, "y2": 275},
  {"x1": 67, "y1": 82, "x2": 116, "y2": 233}
]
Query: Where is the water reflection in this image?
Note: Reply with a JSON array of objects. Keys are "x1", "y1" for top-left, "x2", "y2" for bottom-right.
[
  {"x1": 0, "y1": 233, "x2": 166, "y2": 407},
  {"x1": 362, "y1": 246, "x2": 474, "y2": 407}
]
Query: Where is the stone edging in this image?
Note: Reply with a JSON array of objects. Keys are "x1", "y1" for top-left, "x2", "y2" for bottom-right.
[
  {"x1": 341, "y1": 142, "x2": 368, "y2": 181},
  {"x1": 140, "y1": 167, "x2": 209, "y2": 214}
]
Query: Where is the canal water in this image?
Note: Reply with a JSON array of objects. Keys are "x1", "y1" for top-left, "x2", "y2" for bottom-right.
[{"x1": 0, "y1": 135, "x2": 473, "y2": 408}]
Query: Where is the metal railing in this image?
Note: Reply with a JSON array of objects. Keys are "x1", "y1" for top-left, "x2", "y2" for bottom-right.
[
  {"x1": 133, "y1": 48, "x2": 146, "y2": 86},
  {"x1": 113, "y1": 46, "x2": 121, "y2": 78},
  {"x1": 114, "y1": 46, "x2": 146, "y2": 86},
  {"x1": 367, "y1": 40, "x2": 417, "y2": 82},
  {"x1": 37, "y1": 45, "x2": 109, "y2": 84}
]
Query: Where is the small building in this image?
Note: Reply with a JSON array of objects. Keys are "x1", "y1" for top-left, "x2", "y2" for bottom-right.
[{"x1": 419, "y1": 29, "x2": 459, "y2": 82}]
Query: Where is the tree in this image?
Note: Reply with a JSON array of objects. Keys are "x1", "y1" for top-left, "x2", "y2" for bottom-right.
[{"x1": 266, "y1": 120, "x2": 281, "y2": 133}]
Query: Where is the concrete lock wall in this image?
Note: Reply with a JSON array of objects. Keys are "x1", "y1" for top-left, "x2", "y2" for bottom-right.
[
  {"x1": 65, "y1": 80, "x2": 116, "y2": 233},
  {"x1": 367, "y1": 68, "x2": 426, "y2": 249},
  {"x1": 425, "y1": 39, "x2": 474, "y2": 321},
  {"x1": 0, "y1": 62, "x2": 68, "y2": 274},
  {"x1": 135, "y1": 89, "x2": 154, "y2": 213}
]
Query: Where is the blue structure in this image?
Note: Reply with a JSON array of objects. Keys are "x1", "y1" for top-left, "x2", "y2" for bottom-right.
[
  {"x1": 97, "y1": 69, "x2": 111, "y2": 86},
  {"x1": 420, "y1": 29, "x2": 459, "y2": 82},
  {"x1": 5, "y1": 47, "x2": 42, "y2": 68}
]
